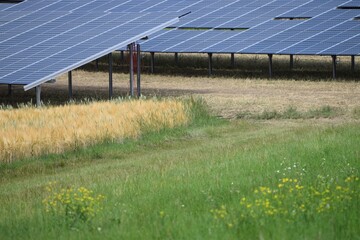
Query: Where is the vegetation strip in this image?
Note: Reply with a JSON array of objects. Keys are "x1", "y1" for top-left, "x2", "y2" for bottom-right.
[
  {"x1": 0, "y1": 99, "x2": 189, "y2": 163},
  {"x1": 0, "y1": 100, "x2": 358, "y2": 239}
]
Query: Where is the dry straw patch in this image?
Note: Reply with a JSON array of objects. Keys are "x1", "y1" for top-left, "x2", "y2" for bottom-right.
[
  {"x1": 0, "y1": 99, "x2": 189, "y2": 163},
  {"x1": 53, "y1": 71, "x2": 360, "y2": 119}
]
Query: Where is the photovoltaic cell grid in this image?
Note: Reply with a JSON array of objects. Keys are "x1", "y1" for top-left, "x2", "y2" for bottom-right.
[
  {"x1": 2, "y1": 0, "x2": 197, "y2": 15},
  {"x1": 130, "y1": 0, "x2": 360, "y2": 55},
  {"x1": 240, "y1": 6, "x2": 360, "y2": 55},
  {"x1": 5, "y1": 0, "x2": 360, "y2": 56},
  {"x1": 140, "y1": 0, "x2": 316, "y2": 53},
  {"x1": 1, "y1": 0, "x2": 360, "y2": 90},
  {"x1": 0, "y1": 4, "x2": 12, "y2": 11},
  {"x1": 0, "y1": 8, "x2": 179, "y2": 90}
]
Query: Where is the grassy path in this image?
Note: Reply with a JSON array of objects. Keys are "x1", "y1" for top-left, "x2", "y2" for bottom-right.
[{"x1": 0, "y1": 118, "x2": 359, "y2": 239}]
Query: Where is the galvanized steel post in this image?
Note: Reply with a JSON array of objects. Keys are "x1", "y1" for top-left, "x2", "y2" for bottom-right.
[
  {"x1": 175, "y1": 52, "x2": 179, "y2": 65},
  {"x1": 68, "y1": 71, "x2": 73, "y2": 100},
  {"x1": 8, "y1": 85, "x2": 12, "y2": 96},
  {"x1": 36, "y1": 85, "x2": 41, "y2": 107},
  {"x1": 120, "y1": 50, "x2": 124, "y2": 63},
  {"x1": 332, "y1": 55, "x2": 337, "y2": 79},
  {"x1": 129, "y1": 44, "x2": 134, "y2": 97},
  {"x1": 109, "y1": 52, "x2": 113, "y2": 99},
  {"x1": 268, "y1": 54, "x2": 273, "y2": 78},
  {"x1": 95, "y1": 59, "x2": 99, "y2": 71},
  {"x1": 231, "y1": 53, "x2": 235, "y2": 68},
  {"x1": 208, "y1": 53, "x2": 213, "y2": 76},
  {"x1": 137, "y1": 43, "x2": 141, "y2": 97},
  {"x1": 150, "y1": 52, "x2": 155, "y2": 74}
]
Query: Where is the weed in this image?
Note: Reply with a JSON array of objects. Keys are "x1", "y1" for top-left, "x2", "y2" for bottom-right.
[
  {"x1": 306, "y1": 105, "x2": 340, "y2": 118},
  {"x1": 351, "y1": 106, "x2": 360, "y2": 119},
  {"x1": 43, "y1": 182, "x2": 105, "y2": 227},
  {"x1": 237, "y1": 105, "x2": 342, "y2": 120}
]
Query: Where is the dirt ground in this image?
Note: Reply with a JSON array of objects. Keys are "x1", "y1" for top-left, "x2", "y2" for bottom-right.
[
  {"x1": 1, "y1": 53, "x2": 360, "y2": 119},
  {"x1": 139, "y1": 75, "x2": 360, "y2": 118},
  {"x1": 2, "y1": 68, "x2": 359, "y2": 120}
]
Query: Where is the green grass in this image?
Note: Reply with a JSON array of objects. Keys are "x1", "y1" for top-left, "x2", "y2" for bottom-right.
[
  {"x1": 0, "y1": 102, "x2": 359, "y2": 239},
  {"x1": 352, "y1": 106, "x2": 360, "y2": 119},
  {"x1": 237, "y1": 105, "x2": 343, "y2": 120}
]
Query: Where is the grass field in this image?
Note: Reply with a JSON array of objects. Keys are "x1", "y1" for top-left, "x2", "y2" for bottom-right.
[
  {"x1": 1, "y1": 54, "x2": 359, "y2": 118},
  {"x1": 0, "y1": 54, "x2": 359, "y2": 239},
  {"x1": 0, "y1": 100, "x2": 359, "y2": 239}
]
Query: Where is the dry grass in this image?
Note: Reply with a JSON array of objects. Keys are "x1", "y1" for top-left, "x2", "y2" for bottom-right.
[
  {"x1": 0, "y1": 99, "x2": 189, "y2": 163},
  {"x1": 41, "y1": 71, "x2": 360, "y2": 119},
  {"x1": 1, "y1": 54, "x2": 359, "y2": 119}
]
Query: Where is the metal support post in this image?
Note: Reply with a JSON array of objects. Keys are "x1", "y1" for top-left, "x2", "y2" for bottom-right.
[
  {"x1": 351, "y1": 55, "x2": 355, "y2": 72},
  {"x1": 137, "y1": 44, "x2": 141, "y2": 97},
  {"x1": 120, "y1": 50, "x2": 124, "y2": 63},
  {"x1": 268, "y1": 54, "x2": 273, "y2": 78},
  {"x1": 208, "y1": 53, "x2": 213, "y2": 76},
  {"x1": 36, "y1": 85, "x2": 41, "y2": 107},
  {"x1": 129, "y1": 44, "x2": 134, "y2": 97},
  {"x1": 109, "y1": 52, "x2": 113, "y2": 99},
  {"x1": 231, "y1": 53, "x2": 235, "y2": 68},
  {"x1": 175, "y1": 52, "x2": 179, "y2": 65},
  {"x1": 332, "y1": 55, "x2": 337, "y2": 79},
  {"x1": 150, "y1": 52, "x2": 155, "y2": 73},
  {"x1": 8, "y1": 84, "x2": 12, "y2": 96},
  {"x1": 290, "y1": 54, "x2": 294, "y2": 69},
  {"x1": 68, "y1": 71, "x2": 73, "y2": 100}
]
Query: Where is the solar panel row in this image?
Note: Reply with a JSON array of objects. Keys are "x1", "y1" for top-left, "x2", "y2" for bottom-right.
[
  {"x1": 0, "y1": 8, "x2": 179, "y2": 90},
  {"x1": 2, "y1": 0, "x2": 359, "y2": 55},
  {"x1": 0, "y1": 3, "x2": 12, "y2": 10},
  {"x1": 139, "y1": 0, "x2": 360, "y2": 55},
  {"x1": 0, "y1": 0, "x2": 359, "y2": 92},
  {"x1": 2, "y1": 0, "x2": 195, "y2": 14}
]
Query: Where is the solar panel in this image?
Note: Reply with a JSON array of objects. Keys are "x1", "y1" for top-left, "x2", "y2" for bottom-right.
[
  {"x1": 136, "y1": 0, "x2": 360, "y2": 57},
  {"x1": 1, "y1": 0, "x2": 360, "y2": 92},
  {"x1": 0, "y1": 10, "x2": 179, "y2": 90},
  {"x1": 0, "y1": 3, "x2": 12, "y2": 10},
  {"x1": 338, "y1": 1, "x2": 360, "y2": 8},
  {"x1": 242, "y1": 9, "x2": 360, "y2": 55},
  {"x1": 139, "y1": 0, "x2": 318, "y2": 53}
]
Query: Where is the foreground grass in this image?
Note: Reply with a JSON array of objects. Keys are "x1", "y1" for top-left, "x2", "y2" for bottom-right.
[{"x1": 0, "y1": 103, "x2": 359, "y2": 239}]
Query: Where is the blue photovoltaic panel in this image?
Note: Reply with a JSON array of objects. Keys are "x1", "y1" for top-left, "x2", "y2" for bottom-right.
[
  {"x1": 338, "y1": 1, "x2": 360, "y2": 7},
  {"x1": 177, "y1": 0, "x2": 294, "y2": 28},
  {"x1": 0, "y1": 9, "x2": 179, "y2": 90},
  {"x1": 0, "y1": 4, "x2": 13, "y2": 11},
  {"x1": 1, "y1": 0, "x2": 360, "y2": 92},
  {"x1": 139, "y1": 0, "x2": 316, "y2": 53},
  {"x1": 241, "y1": 8, "x2": 360, "y2": 55},
  {"x1": 10, "y1": 0, "x2": 196, "y2": 14},
  {"x1": 138, "y1": 0, "x2": 359, "y2": 56}
]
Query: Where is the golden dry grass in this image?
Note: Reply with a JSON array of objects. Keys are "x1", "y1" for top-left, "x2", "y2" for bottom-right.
[
  {"x1": 0, "y1": 99, "x2": 189, "y2": 163},
  {"x1": 47, "y1": 69, "x2": 360, "y2": 119},
  {"x1": 1, "y1": 54, "x2": 359, "y2": 119}
]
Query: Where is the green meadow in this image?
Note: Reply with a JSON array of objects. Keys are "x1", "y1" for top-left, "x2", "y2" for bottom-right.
[{"x1": 0, "y1": 100, "x2": 359, "y2": 239}]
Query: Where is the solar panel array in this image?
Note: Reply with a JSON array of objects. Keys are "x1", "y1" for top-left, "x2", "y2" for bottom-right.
[
  {"x1": 139, "y1": 0, "x2": 360, "y2": 55},
  {"x1": 0, "y1": 0, "x2": 180, "y2": 90},
  {"x1": 0, "y1": 4, "x2": 12, "y2": 11},
  {"x1": 1, "y1": 0, "x2": 196, "y2": 14},
  {"x1": 0, "y1": 0, "x2": 359, "y2": 91}
]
